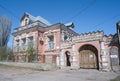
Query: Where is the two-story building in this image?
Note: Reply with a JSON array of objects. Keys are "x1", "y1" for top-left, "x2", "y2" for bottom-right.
[
  {"x1": 12, "y1": 12, "x2": 77, "y2": 63},
  {"x1": 12, "y1": 13, "x2": 120, "y2": 71}
]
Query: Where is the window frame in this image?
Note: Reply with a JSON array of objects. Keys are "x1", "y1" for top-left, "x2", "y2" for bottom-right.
[{"x1": 47, "y1": 35, "x2": 54, "y2": 50}]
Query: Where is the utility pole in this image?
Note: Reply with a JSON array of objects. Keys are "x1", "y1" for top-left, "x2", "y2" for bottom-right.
[
  {"x1": 117, "y1": 22, "x2": 120, "y2": 44},
  {"x1": 116, "y1": 21, "x2": 120, "y2": 65}
]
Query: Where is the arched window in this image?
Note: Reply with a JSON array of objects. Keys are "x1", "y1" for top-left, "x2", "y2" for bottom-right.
[
  {"x1": 25, "y1": 19, "x2": 28, "y2": 25},
  {"x1": 48, "y1": 35, "x2": 54, "y2": 50}
]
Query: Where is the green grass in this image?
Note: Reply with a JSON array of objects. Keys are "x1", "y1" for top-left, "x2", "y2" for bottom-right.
[
  {"x1": 110, "y1": 76, "x2": 120, "y2": 81},
  {"x1": 0, "y1": 63, "x2": 11, "y2": 68},
  {"x1": 0, "y1": 63, "x2": 32, "y2": 70},
  {"x1": 0, "y1": 63, "x2": 46, "y2": 71}
]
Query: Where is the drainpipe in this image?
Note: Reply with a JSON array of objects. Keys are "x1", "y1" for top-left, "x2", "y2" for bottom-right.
[
  {"x1": 116, "y1": 22, "x2": 120, "y2": 65},
  {"x1": 36, "y1": 27, "x2": 39, "y2": 62},
  {"x1": 59, "y1": 24, "x2": 62, "y2": 68}
]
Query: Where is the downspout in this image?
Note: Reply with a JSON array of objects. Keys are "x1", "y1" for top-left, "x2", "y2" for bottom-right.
[
  {"x1": 59, "y1": 24, "x2": 62, "y2": 68},
  {"x1": 36, "y1": 27, "x2": 39, "y2": 62},
  {"x1": 116, "y1": 22, "x2": 120, "y2": 65}
]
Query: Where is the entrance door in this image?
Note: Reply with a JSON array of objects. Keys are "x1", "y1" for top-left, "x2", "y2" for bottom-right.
[
  {"x1": 79, "y1": 45, "x2": 98, "y2": 69},
  {"x1": 65, "y1": 51, "x2": 71, "y2": 66}
]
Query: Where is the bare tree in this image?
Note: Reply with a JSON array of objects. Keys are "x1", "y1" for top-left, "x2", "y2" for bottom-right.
[
  {"x1": 0, "y1": 16, "x2": 12, "y2": 60},
  {"x1": 0, "y1": 16, "x2": 12, "y2": 47}
]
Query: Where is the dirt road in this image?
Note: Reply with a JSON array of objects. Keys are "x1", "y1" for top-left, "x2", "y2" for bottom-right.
[{"x1": 0, "y1": 65, "x2": 119, "y2": 81}]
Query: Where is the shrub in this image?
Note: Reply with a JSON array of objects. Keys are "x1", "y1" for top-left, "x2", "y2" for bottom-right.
[{"x1": 110, "y1": 76, "x2": 120, "y2": 81}]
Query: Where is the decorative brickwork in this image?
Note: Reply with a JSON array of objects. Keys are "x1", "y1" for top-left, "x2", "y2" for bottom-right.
[{"x1": 12, "y1": 13, "x2": 120, "y2": 71}]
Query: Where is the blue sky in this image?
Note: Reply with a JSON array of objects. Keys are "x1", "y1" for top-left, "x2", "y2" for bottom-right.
[{"x1": 0, "y1": 0, "x2": 120, "y2": 48}]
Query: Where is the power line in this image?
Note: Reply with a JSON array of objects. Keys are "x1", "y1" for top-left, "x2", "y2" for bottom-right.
[
  {"x1": 0, "y1": 3, "x2": 19, "y2": 20},
  {"x1": 71, "y1": 0, "x2": 96, "y2": 19},
  {"x1": 65, "y1": 0, "x2": 96, "y2": 23},
  {"x1": 87, "y1": 14, "x2": 120, "y2": 30}
]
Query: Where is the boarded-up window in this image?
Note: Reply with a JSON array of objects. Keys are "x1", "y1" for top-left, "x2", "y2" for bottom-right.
[
  {"x1": 45, "y1": 55, "x2": 52, "y2": 63},
  {"x1": 52, "y1": 55, "x2": 56, "y2": 63},
  {"x1": 110, "y1": 46, "x2": 119, "y2": 66},
  {"x1": 45, "y1": 55, "x2": 56, "y2": 64}
]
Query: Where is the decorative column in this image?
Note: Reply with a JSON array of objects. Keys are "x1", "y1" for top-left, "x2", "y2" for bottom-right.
[
  {"x1": 71, "y1": 44, "x2": 78, "y2": 68},
  {"x1": 25, "y1": 36, "x2": 29, "y2": 62},
  {"x1": 35, "y1": 31, "x2": 39, "y2": 62},
  {"x1": 54, "y1": 32, "x2": 56, "y2": 49},
  {"x1": 60, "y1": 49, "x2": 65, "y2": 67},
  {"x1": 56, "y1": 54, "x2": 60, "y2": 66},
  {"x1": 26, "y1": 37, "x2": 29, "y2": 63},
  {"x1": 13, "y1": 39, "x2": 16, "y2": 52},
  {"x1": 15, "y1": 55, "x2": 18, "y2": 62},
  {"x1": 100, "y1": 41, "x2": 110, "y2": 71}
]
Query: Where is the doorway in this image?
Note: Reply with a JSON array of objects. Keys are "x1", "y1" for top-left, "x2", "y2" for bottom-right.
[{"x1": 65, "y1": 51, "x2": 71, "y2": 66}]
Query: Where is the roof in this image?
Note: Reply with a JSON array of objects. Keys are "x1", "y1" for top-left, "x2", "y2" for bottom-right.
[
  {"x1": 65, "y1": 22, "x2": 73, "y2": 26},
  {"x1": 24, "y1": 12, "x2": 51, "y2": 26},
  {"x1": 65, "y1": 22, "x2": 74, "y2": 28}
]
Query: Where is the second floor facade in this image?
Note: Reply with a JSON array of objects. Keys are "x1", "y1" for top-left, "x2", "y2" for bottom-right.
[{"x1": 12, "y1": 13, "x2": 78, "y2": 55}]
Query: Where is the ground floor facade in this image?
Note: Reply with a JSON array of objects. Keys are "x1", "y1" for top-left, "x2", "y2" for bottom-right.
[{"x1": 11, "y1": 31, "x2": 120, "y2": 71}]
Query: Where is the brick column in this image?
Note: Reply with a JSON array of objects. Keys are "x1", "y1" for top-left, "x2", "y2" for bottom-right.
[
  {"x1": 60, "y1": 49, "x2": 65, "y2": 66},
  {"x1": 71, "y1": 44, "x2": 79, "y2": 68},
  {"x1": 100, "y1": 41, "x2": 110, "y2": 71},
  {"x1": 15, "y1": 55, "x2": 18, "y2": 62}
]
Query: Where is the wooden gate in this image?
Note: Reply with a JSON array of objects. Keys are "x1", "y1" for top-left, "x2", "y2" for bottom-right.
[{"x1": 79, "y1": 45, "x2": 98, "y2": 69}]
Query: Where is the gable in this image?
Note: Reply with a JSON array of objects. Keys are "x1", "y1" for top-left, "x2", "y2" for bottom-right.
[
  {"x1": 20, "y1": 12, "x2": 51, "y2": 27},
  {"x1": 20, "y1": 13, "x2": 30, "y2": 26}
]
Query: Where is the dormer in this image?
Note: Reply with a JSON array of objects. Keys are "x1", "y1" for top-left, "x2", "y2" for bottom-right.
[
  {"x1": 20, "y1": 13, "x2": 30, "y2": 26},
  {"x1": 20, "y1": 12, "x2": 51, "y2": 27},
  {"x1": 65, "y1": 22, "x2": 74, "y2": 30}
]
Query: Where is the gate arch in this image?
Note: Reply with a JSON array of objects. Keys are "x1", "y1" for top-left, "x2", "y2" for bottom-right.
[{"x1": 79, "y1": 44, "x2": 99, "y2": 69}]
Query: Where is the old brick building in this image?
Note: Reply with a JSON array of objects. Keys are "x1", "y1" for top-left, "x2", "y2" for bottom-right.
[{"x1": 12, "y1": 13, "x2": 120, "y2": 71}]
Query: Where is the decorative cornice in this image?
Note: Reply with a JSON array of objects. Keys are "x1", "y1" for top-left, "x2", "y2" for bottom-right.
[
  {"x1": 12, "y1": 22, "x2": 61, "y2": 36},
  {"x1": 61, "y1": 42, "x2": 72, "y2": 49},
  {"x1": 72, "y1": 31, "x2": 103, "y2": 42}
]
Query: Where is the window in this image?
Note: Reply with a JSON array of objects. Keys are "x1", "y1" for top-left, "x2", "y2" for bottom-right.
[
  {"x1": 64, "y1": 36, "x2": 68, "y2": 41},
  {"x1": 22, "y1": 38, "x2": 26, "y2": 50},
  {"x1": 48, "y1": 36, "x2": 54, "y2": 50},
  {"x1": 25, "y1": 19, "x2": 28, "y2": 25},
  {"x1": 16, "y1": 40, "x2": 19, "y2": 52},
  {"x1": 28, "y1": 36, "x2": 33, "y2": 47}
]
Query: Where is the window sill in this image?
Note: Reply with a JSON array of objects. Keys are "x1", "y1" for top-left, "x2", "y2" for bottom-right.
[{"x1": 45, "y1": 49, "x2": 56, "y2": 52}]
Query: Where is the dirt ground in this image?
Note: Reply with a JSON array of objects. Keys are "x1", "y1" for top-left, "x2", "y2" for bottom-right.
[{"x1": 0, "y1": 65, "x2": 119, "y2": 81}]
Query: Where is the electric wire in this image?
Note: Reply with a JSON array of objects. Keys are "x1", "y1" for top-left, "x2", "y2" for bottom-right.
[{"x1": 0, "y1": 3, "x2": 19, "y2": 20}]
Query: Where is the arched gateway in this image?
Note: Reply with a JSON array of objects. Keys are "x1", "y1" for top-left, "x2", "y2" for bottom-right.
[{"x1": 79, "y1": 44, "x2": 99, "y2": 69}]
